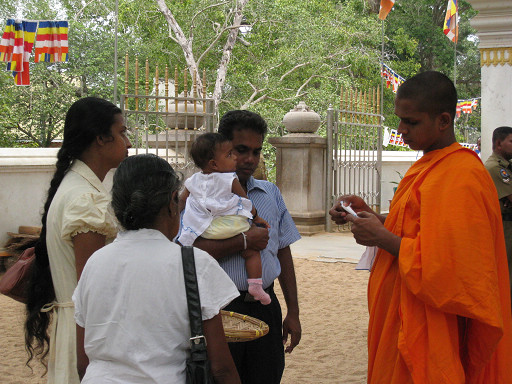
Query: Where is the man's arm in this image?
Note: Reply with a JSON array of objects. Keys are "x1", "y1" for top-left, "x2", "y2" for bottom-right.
[
  {"x1": 194, "y1": 225, "x2": 269, "y2": 261},
  {"x1": 277, "y1": 246, "x2": 301, "y2": 353},
  {"x1": 485, "y1": 161, "x2": 512, "y2": 204}
]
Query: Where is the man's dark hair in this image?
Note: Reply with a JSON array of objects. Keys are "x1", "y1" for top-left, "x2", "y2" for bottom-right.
[
  {"x1": 218, "y1": 110, "x2": 268, "y2": 140},
  {"x1": 492, "y1": 126, "x2": 512, "y2": 150},
  {"x1": 190, "y1": 132, "x2": 230, "y2": 169},
  {"x1": 396, "y1": 71, "x2": 457, "y2": 122}
]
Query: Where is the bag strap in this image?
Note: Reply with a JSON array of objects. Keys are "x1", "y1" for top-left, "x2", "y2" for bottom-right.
[{"x1": 181, "y1": 246, "x2": 208, "y2": 360}]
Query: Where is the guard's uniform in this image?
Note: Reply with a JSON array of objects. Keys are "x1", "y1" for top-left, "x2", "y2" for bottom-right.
[{"x1": 485, "y1": 152, "x2": 512, "y2": 302}]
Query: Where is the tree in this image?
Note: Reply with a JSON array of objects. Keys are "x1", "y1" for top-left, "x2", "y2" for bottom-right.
[
  {"x1": 376, "y1": 0, "x2": 480, "y2": 139},
  {"x1": 0, "y1": 0, "x2": 479, "y2": 147},
  {"x1": 224, "y1": 0, "x2": 383, "y2": 131},
  {"x1": 156, "y1": 0, "x2": 249, "y2": 109},
  {"x1": 0, "y1": 0, "x2": 138, "y2": 146},
  {"x1": 138, "y1": 0, "x2": 381, "y2": 130},
  {"x1": 1, "y1": 65, "x2": 77, "y2": 147}
]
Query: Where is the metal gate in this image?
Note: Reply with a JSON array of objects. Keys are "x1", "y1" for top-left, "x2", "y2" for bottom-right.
[
  {"x1": 120, "y1": 55, "x2": 216, "y2": 177},
  {"x1": 326, "y1": 86, "x2": 383, "y2": 231}
]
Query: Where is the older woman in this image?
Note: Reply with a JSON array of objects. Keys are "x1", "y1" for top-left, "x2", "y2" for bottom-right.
[{"x1": 72, "y1": 154, "x2": 241, "y2": 383}]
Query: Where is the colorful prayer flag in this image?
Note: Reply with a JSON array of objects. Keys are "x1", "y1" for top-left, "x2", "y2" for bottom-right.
[
  {"x1": 0, "y1": 19, "x2": 37, "y2": 86},
  {"x1": 443, "y1": 0, "x2": 458, "y2": 43},
  {"x1": 460, "y1": 142, "x2": 478, "y2": 151},
  {"x1": 380, "y1": 63, "x2": 405, "y2": 94},
  {"x1": 379, "y1": 0, "x2": 395, "y2": 20},
  {"x1": 0, "y1": 19, "x2": 16, "y2": 62},
  {"x1": 387, "y1": 129, "x2": 409, "y2": 148},
  {"x1": 34, "y1": 21, "x2": 69, "y2": 63},
  {"x1": 455, "y1": 98, "x2": 479, "y2": 118},
  {"x1": 0, "y1": 19, "x2": 69, "y2": 85}
]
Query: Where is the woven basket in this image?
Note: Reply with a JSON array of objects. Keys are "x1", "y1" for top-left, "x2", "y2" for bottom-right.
[{"x1": 221, "y1": 310, "x2": 269, "y2": 343}]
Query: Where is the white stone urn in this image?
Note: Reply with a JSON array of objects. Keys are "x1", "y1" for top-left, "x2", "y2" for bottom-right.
[
  {"x1": 282, "y1": 101, "x2": 321, "y2": 134},
  {"x1": 165, "y1": 102, "x2": 204, "y2": 129}
]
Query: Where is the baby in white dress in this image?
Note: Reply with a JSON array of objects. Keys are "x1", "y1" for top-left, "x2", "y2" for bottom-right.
[{"x1": 178, "y1": 133, "x2": 271, "y2": 304}]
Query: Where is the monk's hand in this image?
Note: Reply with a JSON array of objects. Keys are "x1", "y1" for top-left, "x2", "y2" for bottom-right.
[
  {"x1": 329, "y1": 195, "x2": 371, "y2": 225},
  {"x1": 346, "y1": 212, "x2": 401, "y2": 255},
  {"x1": 245, "y1": 224, "x2": 269, "y2": 251},
  {"x1": 346, "y1": 211, "x2": 386, "y2": 247},
  {"x1": 282, "y1": 312, "x2": 301, "y2": 354}
]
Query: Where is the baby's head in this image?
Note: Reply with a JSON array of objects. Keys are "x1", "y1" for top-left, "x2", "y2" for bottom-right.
[{"x1": 190, "y1": 132, "x2": 236, "y2": 173}]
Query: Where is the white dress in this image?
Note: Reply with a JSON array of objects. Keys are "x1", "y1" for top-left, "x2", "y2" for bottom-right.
[
  {"x1": 46, "y1": 159, "x2": 117, "y2": 384},
  {"x1": 73, "y1": 229, "x2": 239, "y2": 384},
  {"x1": 178, "y1": 172, "x2": 253, "y2": 246}
]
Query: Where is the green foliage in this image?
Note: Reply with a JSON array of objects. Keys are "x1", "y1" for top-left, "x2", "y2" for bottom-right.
[
  {"x1": 1, "y1": 64, "x2": 77, "y2": 147},
  {"x1": 0, "y1": 0, "x2": 134, "y2": 146},
  {"x1": 0, "y1": 0, "x2": 480, "y2": 149},
  {"x1": 223, "y1": 0, "x2": 382, "y2": 135},
  {"x1": 380, "y1": 0, "x2": 480, "y2": 143}
]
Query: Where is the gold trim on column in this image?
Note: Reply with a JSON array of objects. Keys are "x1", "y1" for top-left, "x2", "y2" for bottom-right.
[{"x1": 480, "y1": 47, "x2": 512, "y2": 67}]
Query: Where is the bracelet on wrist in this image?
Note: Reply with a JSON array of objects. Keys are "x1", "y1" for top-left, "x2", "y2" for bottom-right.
[{"x1": 241, "y1": 231, "x2": 247, "y2": 250}]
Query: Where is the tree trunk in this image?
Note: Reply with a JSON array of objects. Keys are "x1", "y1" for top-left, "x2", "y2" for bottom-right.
[
  {"x1": 155, "y1": 0, "x2": 249, "y2": 107},
  {"x1": 155, "y1": 0, "x2": 203, "y2": 93},
  {"x1": 213, "y1": 0, "x2": 249, "y2": 108}
]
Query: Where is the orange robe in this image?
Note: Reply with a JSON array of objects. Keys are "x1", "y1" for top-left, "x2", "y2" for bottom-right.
[{"x1": 368, "y1": 143, "x2": 512, "y2": 383}]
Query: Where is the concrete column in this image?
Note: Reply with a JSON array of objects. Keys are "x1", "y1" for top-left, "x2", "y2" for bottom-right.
[
  {"x1": 268, "y1": 102, "x2": 326, "y2": 235},
  {"x1": 468, "y1": 1, "x2": 512, "y2": 161}
]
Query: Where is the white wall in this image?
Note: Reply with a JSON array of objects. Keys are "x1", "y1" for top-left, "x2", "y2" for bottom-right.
[
  {"x1": 0, "y1": 148, "x2": 422, "y2": 245},
  {"x1": 380, "y1": 150, "x2": 422, "y2": 211},
  {"x1": 0, "y1": 148, "x2": 57, "y2": 246},
  {"x1": 0, "y1": 148, "x2": 185, "y2": 246},
  {"x1": 481, "y1": 64, "x2": 512, "y2": 162}
]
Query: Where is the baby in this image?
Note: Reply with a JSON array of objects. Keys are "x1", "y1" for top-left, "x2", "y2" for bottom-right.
[{"x1": 178, "y1": 132, "x2": 271, "y2": 304}]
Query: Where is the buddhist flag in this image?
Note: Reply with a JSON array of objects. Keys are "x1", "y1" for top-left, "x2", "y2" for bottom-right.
[
  {"x1": 0, "y1": 19, "x2": 37, "y2": 86},
  {"x1": 0, "y1": 19, "x2": 16, "y2": 62},
  {"x1": 379, "y1": 0, "x2": 395, "y2": 20},
  {"x1": 34, "y1": 21, "x2": 69, "y2": 63},
  {"x1": 443, "y1": 0, "x2": 458, "y2": 43}
]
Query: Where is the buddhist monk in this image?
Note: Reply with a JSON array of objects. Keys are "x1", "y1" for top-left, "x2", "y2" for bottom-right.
[{"x1": 329, "y1": 71, "x2": 512, "y2": 383}]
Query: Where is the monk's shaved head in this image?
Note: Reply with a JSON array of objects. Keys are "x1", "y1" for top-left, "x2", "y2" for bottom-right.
[{"x1": 396, "y1": 71, "x2": 457, "y2": 123}]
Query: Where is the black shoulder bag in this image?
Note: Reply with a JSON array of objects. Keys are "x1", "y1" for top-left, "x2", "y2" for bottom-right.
[{"x1": 181, "y1": 246, "x2": 215, "y2": 384}]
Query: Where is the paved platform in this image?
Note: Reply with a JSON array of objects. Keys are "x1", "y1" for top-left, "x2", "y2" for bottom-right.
[{"x1": 290, "y1": 231, "x2": 365, "y2": 264}]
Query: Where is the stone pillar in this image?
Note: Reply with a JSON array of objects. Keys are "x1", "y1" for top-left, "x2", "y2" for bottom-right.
[
  {"x1": 468, "y1": 1, "x2": 512, "y2": 161},
  {"x1": 268, "y1": 102, "x2": 326, "y2": 235}
]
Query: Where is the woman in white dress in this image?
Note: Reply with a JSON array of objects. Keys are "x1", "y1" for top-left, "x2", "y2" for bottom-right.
[
  {"x1": 24, "y1": 97, "x2": 132, "y2": 383},
  {"x1": 73, "y1": 154, "x2": 241, "y2": 383}
]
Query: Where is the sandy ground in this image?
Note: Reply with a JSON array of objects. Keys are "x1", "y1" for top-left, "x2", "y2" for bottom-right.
[{"x1": 0, "y1": 257, "x2": 369, "y2": 384}]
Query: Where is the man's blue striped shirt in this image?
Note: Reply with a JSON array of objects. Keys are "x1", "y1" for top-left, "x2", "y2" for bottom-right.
[{"x1": 217, "y1": 177, "x2": 301, "y2": 290}]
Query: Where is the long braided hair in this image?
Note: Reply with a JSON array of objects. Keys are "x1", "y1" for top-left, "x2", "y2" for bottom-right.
[{"x1": 24, "y1": 97, "x2": 121, "y2": 369}]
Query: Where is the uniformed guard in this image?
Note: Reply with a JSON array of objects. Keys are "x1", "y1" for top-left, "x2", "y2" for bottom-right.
[{"x1": 485, "y1": 126, "x2": 512, "y2": 306}]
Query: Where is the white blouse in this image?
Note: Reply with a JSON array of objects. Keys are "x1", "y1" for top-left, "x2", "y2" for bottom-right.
[{"x1": 73, "y1": 229, "x2": 239, "y2": 384}]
